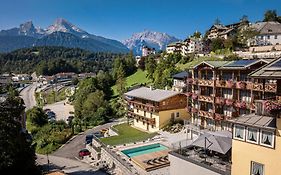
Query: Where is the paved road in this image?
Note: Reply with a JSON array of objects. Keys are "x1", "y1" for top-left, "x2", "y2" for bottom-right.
[
  {"x1": 20, "y1": 83, "x2": 37, "y2": 110},
  {"x1": 37, "y1": 154, "x2": 106, "y2": 175},
  {"x1": 52, "y1": 121, "x2": 118, "y2": 159}
]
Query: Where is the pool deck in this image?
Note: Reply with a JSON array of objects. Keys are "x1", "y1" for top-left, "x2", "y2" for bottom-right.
[{"x1": 131, "y1": 149, "x2": 170, "y2": 171}]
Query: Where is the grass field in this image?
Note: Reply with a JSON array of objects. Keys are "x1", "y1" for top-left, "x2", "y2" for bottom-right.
[
  {"x1": 176, "y1": 56, "x2": 223, "y2": 70},
  {"x1": 100, "y1": 123, "x2": 157, "y2": 146},
  {"x1": 111, "y1": 69, "x2": 151, "y2": 96}
]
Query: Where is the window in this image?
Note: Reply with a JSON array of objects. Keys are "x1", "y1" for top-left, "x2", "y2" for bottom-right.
[
  {"x1": 260, "y1": 130, "x2": 274, "y2": 148},
  {"x1": 247, "y1": 127, "x2": 259, "y2": 144},
  {"x1": 150, "y1": 113, "x2": 152, "y2": 118},
  {"x1": 275, "y1": 35, "x2": 278, "y2": 39},
  {"x1": 233, "y1": 125, "x2": 245, "y2": 140},
  {"x1": 144, "y1": 111, "x2": 146, "y2": 117},
  {"x1": 176, "y1": 112, "x2": 180, "y2": 118},
  {"x1": 267, "y1": 35, "x2": 270, "y2": 39},
  {"x1": 251, "y1": 162, "x2": 264, "y2": 175},
  {"x1": 137, "y1": 109, "x2": 139, "y2": 113}
]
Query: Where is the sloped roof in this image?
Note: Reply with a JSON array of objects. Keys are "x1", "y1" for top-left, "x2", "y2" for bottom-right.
[
  {"x1": 251, "y1": 21, "x2": 281, "y2": 34},
  {"x1": 172, "y1": 71, "x2": 188, "y2": 79},
  {"x1": 228, "y1": 113, "x2": 276, "y2": 130},
  {"x1": 220, "y1": 59, "x2": 271, "y2": 70},
  {"x1": 124, "y1": 87, "x2": 180, "y2": 102},
  {"x1": 250, "y1": 57, "x2": 281, "y2": 79},
  {"x1": 193, "y1": 61, "x2": 230, "y2": 69}
]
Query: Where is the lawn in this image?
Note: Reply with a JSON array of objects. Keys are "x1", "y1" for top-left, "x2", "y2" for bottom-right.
[
  {"x1": 176, "y1": 56, "x2": 223, "y2": 70},
  {"x1": 100, "y1": 123, "x2": 157, "y2": 146},
  {"x1": 111, "y1": 69, "x2": 151, "y2": 96}
]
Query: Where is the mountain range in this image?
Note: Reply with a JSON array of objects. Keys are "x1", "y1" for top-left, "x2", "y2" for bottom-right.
[
  {"x1": 0, "y1": 18, "x2": 179, "y2": 54},
  {"x1": 0, "y1": 18, "x2": 129, "y2": 53},
  {"x1": 123, "y1": 30, "x2": 179, "y2": 55}
]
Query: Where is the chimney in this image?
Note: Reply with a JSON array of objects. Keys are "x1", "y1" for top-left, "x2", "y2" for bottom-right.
[
  {"x1": 150, "y1": 86, "x2": 153, "y2": 91},
  {"x1": 165, "y1": 86, "x2": 168, "y2": 90}
]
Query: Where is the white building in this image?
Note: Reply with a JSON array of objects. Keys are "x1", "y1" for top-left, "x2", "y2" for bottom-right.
[
  {"x1": 142, "y1": 46, "x2": 156, "y2": 57},
  {"x1": 166, "y1": 37, "x2": 204, "y2": 56},
  {"x1": 248, "y1": 21, "x2": 281, "y2": 46}
]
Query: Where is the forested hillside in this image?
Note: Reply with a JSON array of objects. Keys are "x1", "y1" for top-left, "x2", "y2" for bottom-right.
[{"x1": 0, "y1": 46, "x2": 123, "y2": 75}]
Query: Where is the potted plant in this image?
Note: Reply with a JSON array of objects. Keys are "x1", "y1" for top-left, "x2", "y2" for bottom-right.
[
  {"x1": 225, "y1": 99, "x2": 233, "y2": 105},
  {"x1": 192, "y1": 93, "x2": 198, "y2": 100},
  {"x1": 226, "y1": 80, "x2": 235, "y2": 88},
  {"x1": 237, "y1": 81, "x2": 247, "y2": 89}
]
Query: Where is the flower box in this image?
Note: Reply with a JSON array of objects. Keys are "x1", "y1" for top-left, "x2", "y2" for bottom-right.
[
  {"x1": 237, "y1": 81, "x2": 247, "y2": 89},
  {"x1": 192, "y1": 94, "x2": 198, "y2": 100},
  {"x1": 236, "y1": 101, "x2": 246, "y2": 108},
  {"x1": 216, "y1": 97, "x2": 225, "y2": 105},
  {"x1": 226, "y1": 80, "x2": 235, "y2": 88},
  {"x1": 217, "y1": 80, "x2": 226, "y2": 87},
  {"x1": 225, "y1": 99, "x2": 233, "y2": 106},
  {"x1": 191, "y1": 108, "x2": 198, "y2": 113}
]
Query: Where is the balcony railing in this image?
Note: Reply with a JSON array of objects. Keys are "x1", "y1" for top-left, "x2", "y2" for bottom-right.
[
  {"x1": 225, "y1": 99, "x2": 234, "y2": 106},
  {"x1": 215, "y1": 97, "x2": 225, "y2": 105},
  {"x1": 215, "y1": 80, "x2": 226, "y2": 87},
  {"x1": 265, "y1": 83, "x2": 277, "y2": 92},
  {"x1": 247, "y1": 82, "x2": 263, "y2": 91},
  {"x1": 198, "y1": 95, "x2": 214, "y2": 103},
  {"x1": 234, "y1": 100, "x2": 247, "y2": 109},
  {"x1": 127, "y1": 111, "x2": 156, "y2": 125},
  {"x1": 214, "y1": 113, "x2": 225, "y2": 120},
  {"x1": 127, "y1": 100, "x2": 159, "y2": 112},
  {"x1": 197, "y1": 79, "x2": 214, "y2": 87},
  {"x1": 236, "y1": 81, "x2": 247, "y2": 89},
  {"x1": 198, "y1": 110, "x2": 213, "y2": 119}
]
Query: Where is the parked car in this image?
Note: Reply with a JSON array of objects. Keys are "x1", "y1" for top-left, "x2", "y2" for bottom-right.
[
  {"x1": 79, "y1": 149, "x2": 91, "y2": 157},
  {"x1": 93, "y1": 131, "x2": 104, "y2": 138}
]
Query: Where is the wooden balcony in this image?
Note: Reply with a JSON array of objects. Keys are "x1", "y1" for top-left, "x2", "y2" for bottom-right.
[
  {"x1": 127, "y1": 111, "x2": 156, "y2": 125},
  {"x1": 214, "y1": 113, "x2": 225, "y2": 120},
  {"x1": 225, "y1": 99, "x2": 234, "y2": 106},
  {"x1": 215, "y1": 80, "x2": 226, "y2": 87},
  {"x1": 265, "y1": 83, "x2": 277, "y2": 93},
  {"x1": 127, "y1": 100, "x2": 159, "y2": 112},
  {"x1": 236, "y1": 81, "x2": 247, "y2": 89},
  {"x1": 234, "y1": 100, "x2": 247, "y2": 109},
  {"x1": 197, "y1": 79, "x2": 214, "y2": 87},
  {"x1": 198, "y1": 95, "x2": 214, "y2": 103},
  {"x1": 215, "y1": 97, "x2": 225, "y2": 105},
  {"x1": 247, "y1": 82, "x2": 263, "y2": 91},
  {"x1": 198, "y1": 110, "x2": 213, "y2": 119}
]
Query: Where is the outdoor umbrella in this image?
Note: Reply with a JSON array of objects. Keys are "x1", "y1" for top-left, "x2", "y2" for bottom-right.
[
  {"x1": 207, "y1": 130, "x2": 232, "y2": 138},
  {"x1": 191, "y1": 133, "x2": 232, "y2": 154}
]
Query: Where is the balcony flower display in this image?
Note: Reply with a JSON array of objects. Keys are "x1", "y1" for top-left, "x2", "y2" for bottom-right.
[
  {"x1": 191, "y1": 108, "x2": 198, "y2": 113},
  {"x1": 263, "y1": 100, "x2": 281, "y2": 114},
  {"x1": 192, "y1": 93, "x2": 198, "y2": 100},
  {"x1": 217, "y1": 80, "x2": 226, "y2": 87},
  {"x1": 225, "y1": 99, "x2": 233, "y2": 106},
  {"x1": 235, "y1": 101, "x2": 246, "y2": 108},
  {"x1": 186, "y1": 92, "x2": 192, "y2": 97},
  {"x1": 186, "y1": 107, "x2": 191, "y2": 112},
  {"x1": 226, "y1": 80, "x2": 235, "y2": 88},
  {"x1": 187, "y1": 78, "x2": 193, "y2": 84},
  {"x1": 237, "y1": 81, "x2": 247, "y2": 89},
  {"x1": 216, "y1": 97, "x2": 225, "y2": 105}
]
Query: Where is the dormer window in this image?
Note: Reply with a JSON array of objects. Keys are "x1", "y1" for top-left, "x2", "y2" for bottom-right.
[
  {"x1": 260, "y1": 130, "x2": 274, "y2": 148},
  {"x1": 268, "y1": 29, "x2": 272, "y2": 32},
  {"x1": 246, "y1": 127, "x2": 259, "y2": 144},
  {"x1": 233, "y1": 124, "x2": 245, "y2": 140}
]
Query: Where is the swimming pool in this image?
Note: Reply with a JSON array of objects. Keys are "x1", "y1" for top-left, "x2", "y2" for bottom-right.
[{"x1": 121, "y1": 143, "x2": 168, "y2": 158}]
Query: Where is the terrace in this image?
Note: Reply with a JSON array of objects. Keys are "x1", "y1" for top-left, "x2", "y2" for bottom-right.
[{"x1": 170, "y1": 145, "x2": 231, "y2": 175}]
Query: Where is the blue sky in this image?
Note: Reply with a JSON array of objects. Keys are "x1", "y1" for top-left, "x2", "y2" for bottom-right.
[{"x1": 0, "y1": 0, "x2": 280, "y2": 41}]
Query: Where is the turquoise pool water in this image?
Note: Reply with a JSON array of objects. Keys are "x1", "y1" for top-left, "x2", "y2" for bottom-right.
[{"x1": 121, "y1": 143, "x2": 168, "y2": 158}]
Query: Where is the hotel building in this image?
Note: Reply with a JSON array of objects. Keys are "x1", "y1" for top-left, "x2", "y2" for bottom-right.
[
  {"x1": 185, "y1": 59, "x2": 276, "y2": 130},
  {"x1": 230, "y1": 58, "x2": 281, "y2": 175},
  {"x1": 124, "y1": 87, "x2": 190, "y2": 132}
]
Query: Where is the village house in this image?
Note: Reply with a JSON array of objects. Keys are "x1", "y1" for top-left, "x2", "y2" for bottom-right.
[
  {"x1": 124, "y1": 87, "x2": 190, "y2": 132},
  {"x1": 142, "y1": 46, "x2": 156, "y2": 57}
]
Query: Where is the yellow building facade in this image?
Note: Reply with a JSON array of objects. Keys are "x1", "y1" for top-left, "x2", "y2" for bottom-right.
[{"x1": 231, "y1": 114, "x2": 281, "y2": 175}]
